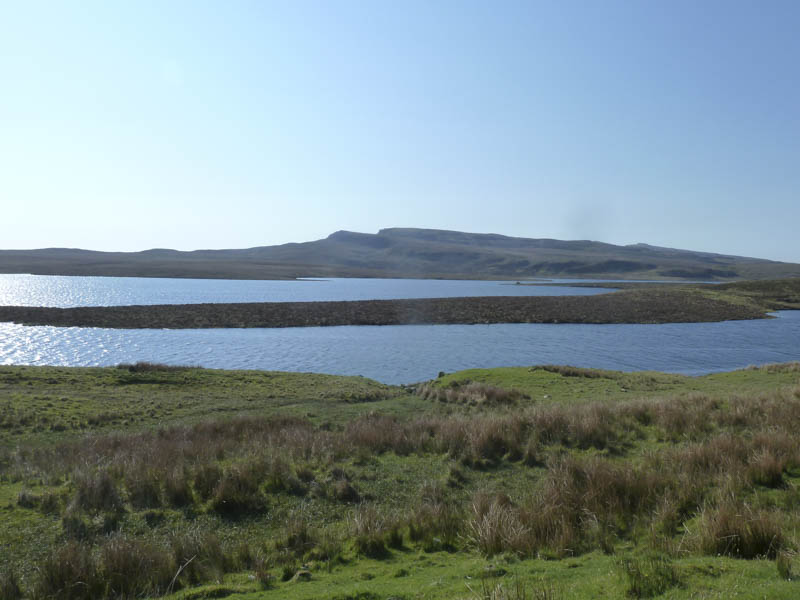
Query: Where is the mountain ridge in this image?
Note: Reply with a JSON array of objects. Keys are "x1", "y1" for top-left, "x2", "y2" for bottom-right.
[{"x1": 0, "y1": 228, "x2": 797, "y2": 281}]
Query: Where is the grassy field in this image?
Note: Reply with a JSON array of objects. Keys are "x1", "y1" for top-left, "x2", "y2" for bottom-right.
[
  {"x1": 522, "y1": 278, "x2": 800, "y2": 311},
  {"x1": 2, "y1": 362, "x2": 800, "y2": 599}
]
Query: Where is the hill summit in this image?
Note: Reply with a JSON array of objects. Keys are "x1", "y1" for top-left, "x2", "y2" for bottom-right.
[{"x1": 0, "y1": 228, "x2": 797, "y2": 280}]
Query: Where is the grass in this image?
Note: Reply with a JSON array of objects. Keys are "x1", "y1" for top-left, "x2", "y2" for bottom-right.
[
  {"x1": 617, "y1": 553, "x2": 682, "y2": 598},
  {"x1": 713, "y1": 278, "x2": 800, "y2": 310},
  {"x1": 523, "y1": 277, "x2": 800, "y2": 312},
  {"x1": 426, "y1": 362, "x2": 800, "y2": 406},
  {"x1": 1, "y1": 362, "x2": 800, "y2": 598},
  {"x1": 0, "y1": 364, "x2": 416, "y2": 447},
  {"x1": 155, "y1": 554, "x2": 800, "y2": 599}
]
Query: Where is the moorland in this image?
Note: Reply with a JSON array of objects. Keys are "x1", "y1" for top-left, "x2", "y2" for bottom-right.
[
  {"x1": 2, "y1": 228, "x2": 800, "y2": 281},
  {"x1": 2, "y1": 361, "x2": 800, "y2": 599}
]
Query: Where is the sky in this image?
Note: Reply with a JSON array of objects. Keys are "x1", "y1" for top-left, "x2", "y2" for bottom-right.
[{"x1": 1, "y1": 1, "x2": 799, "y2": 262}]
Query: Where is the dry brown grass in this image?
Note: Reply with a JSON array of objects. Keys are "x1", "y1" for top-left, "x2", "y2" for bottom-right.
[
  {"x1": 100, "y1": 535, "x2": 175, "y2": 598},
  {"x1": 169, "y1": 527, "x2": 228, "y2": 586},
  {"x1": 406, "y1": 481, "x2": 463, "y2": 550},
  {"x1": 351, "y1": 504, "x2": 389, "y2": 558},
  {"x1": 693, "y1": 500, "x2": 790, "y2": 559},
  {"x1": 417, "y1": 381, "x2": 529, "y2": 406},
  {"x1": 4, "y1": 378, "x2": 800, "y2": 599},
  {"x1": 9, "y1": 383, "x2": 799, "y2": 502},
  {"x1": 32, "y1": 542, "x2": 104, "y2": 600}
]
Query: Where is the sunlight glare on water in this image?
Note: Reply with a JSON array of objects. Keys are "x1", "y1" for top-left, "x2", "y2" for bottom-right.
[
  {"x1": 2, "y1": 312, "x2": 798, "y2": 384},
  {"x1": 1, "y1": 275, "x2": 795, "y2": 384},
  {"x1": 0, "y1": 274, "x2": 613, "y2": 307}
]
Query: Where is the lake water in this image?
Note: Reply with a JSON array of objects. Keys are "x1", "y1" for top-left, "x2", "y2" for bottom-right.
[
  {"x1": 1, "y1": 275, "x2": 798, "y2": 384},
  {"x1": 0, "y1": 274, "x2": 612, "y2": 307}
]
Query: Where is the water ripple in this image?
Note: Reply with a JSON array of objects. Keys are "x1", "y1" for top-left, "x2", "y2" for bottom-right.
[
  {"x1": 2, "y1": 312, "x2": 798, "y2": 384},
  {"x1": 0, "y1": 274, "x2": 612, "y2": 307}
]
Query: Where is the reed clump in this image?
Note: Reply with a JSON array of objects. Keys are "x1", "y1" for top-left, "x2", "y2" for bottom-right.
[
  {"x1": 417, "y1": 381, "x2": 529, "y2": 406},
  {"x1": 693, "y1": 500, "x2": 790, "y2": 559}
]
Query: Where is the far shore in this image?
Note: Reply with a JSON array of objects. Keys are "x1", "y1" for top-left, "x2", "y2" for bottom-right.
[{"x1": 0, "y1": 288, "x2": 771, "y2": 329}]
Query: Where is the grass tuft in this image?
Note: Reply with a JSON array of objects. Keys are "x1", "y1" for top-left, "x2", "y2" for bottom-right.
[
  {"x1": 0, "y1": 569, "x2": 22, "y2": 600},
  {"x1": 32, "y1": 541, "x2": 103, "y2": 600},
  {"x1": 169, "y1": 528, "x2": 228, "y2": 587},
  {"x1": 695, "y1": 501, "x2": 789, "y2": 559},
  {"x1": 352, "y1": 504, "x2": 389, "y2": 558},
  {"x1": 617, "y1": 553, "x2": 681, "y2": 598},
  {"x1": 209, "y1": 465, "x2": 266, "y2": 516},
  {"x1": 100, "y1": 534, "x2": 175, "y2": 598},
  {"x1": 69, "y1": 469, "x2": 124, "y2": 515}
]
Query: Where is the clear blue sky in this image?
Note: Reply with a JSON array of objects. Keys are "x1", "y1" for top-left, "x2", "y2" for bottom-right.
[{"x1": 2, "y1": 0, "x2": 799, "y2": 261}]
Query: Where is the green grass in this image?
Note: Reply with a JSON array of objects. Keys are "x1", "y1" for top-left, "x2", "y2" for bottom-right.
[
  {"x1": 712, "y1": 278, "x2": 800, "y2": 310},
  {"x1": 0, "y1": 364, "x2": 421, "y2": 446},
  {"x1": 2, "y1": 362, "x2": 800, "y2": 599},
  {"x1": 427, "y1": 363, "x2": 800, "y2": 405},
  {"x1": 160, "y1": 552, "x2": 800, "y2": 599}
]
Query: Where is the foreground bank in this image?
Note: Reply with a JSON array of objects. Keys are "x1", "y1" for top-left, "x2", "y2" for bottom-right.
[{"x1": 1, "y1": 362, "x2": 800, "y2": 599}]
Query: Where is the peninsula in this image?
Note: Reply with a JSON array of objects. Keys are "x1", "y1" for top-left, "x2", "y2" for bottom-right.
[{"x1": 1, "y1": 279, "x2": 798, "y2": 329}]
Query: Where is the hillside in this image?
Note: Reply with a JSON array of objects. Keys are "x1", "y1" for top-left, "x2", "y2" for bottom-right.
[{"x1": 1, "y1": 227, "x2": 798, "y2": 280}]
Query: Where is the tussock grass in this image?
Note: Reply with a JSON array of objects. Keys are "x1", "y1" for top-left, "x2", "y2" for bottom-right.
[
  {"x1": 169, "y1": 528, "x2": 228, "y2": 587},
  {"x1": 351, "y1": 504, "x2": 389, "y2": 558},
  {"x1": 693, "y1": 500, "x2": 790, "y2": 559},
  {"x1": 776, "y1": 549, "x2": 796, "y2": 580},
  {"x1": 617, "y1": 553, "x2": 681, "y2": 598},
  {"x1": 32, "y1": 541, "x2": 104, "y2": 600},
  {"x1": 407, "y1": 481, "x2": 462, "y2": 551},
  {"x1": 469, "y1": 573, "x2": 561, "y2": 600},
  {"x1": 69, "y1": 469, "x2": 125, "y2": 515},
  {"x1": 100, "y1": 535, "x2": 175, "y2": 598},
  {"x1": 467, "y1": 493, "x2": 528, "y2": 557},
  {"x1": 209, "y1": 464, "x2": 267, "y2": 516},
  {"x1": 2, "y1": 364, "x2": 800, "y2": 598},
  {"x1": 417, "y1": 381, "x2": 529, "y2": 406},
  {"x1": 275, "y1": 513, "x2": 318, "y2": 559},
  {"x1": 0, "y1": 569, "x2": 22, "y2": 600}
]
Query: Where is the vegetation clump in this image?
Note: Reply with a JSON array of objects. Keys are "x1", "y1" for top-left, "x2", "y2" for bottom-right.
[{"x1": 617, "y1": 553, "x2": 681, "y2": 598}]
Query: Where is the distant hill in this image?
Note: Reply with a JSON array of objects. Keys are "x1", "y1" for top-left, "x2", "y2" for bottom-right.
[{"x1": 1, "y1": 228, "x2": 798, "y2": 281}]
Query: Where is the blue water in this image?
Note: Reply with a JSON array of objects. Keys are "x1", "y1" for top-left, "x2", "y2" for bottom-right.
[
  {"x1": 0, "y1": 274, "x2": 612, "y2": 307},
  {"x1": 1, "y1": 311, "x2": 798, "y2": 385},
  {"x1": 1, "y1": 275, "x2": 797, "y2": 384}
]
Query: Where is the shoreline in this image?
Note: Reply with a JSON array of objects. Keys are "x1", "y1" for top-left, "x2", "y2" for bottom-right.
[{"x1": 0, "y1": 288, "x2": 769, "y2": 329}]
